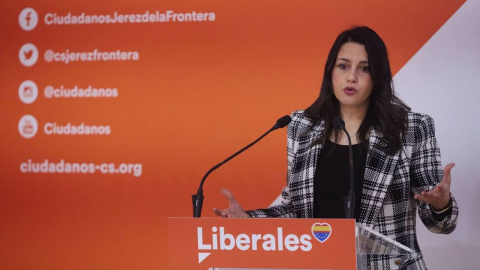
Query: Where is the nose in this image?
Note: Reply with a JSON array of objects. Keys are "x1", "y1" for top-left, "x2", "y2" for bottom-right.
[{"x1": 347, "y1": 70, "x2": 358, "y2": 83}]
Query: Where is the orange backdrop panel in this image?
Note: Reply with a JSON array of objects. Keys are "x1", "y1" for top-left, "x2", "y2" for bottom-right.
[{"x1": 0, "y1": 0, "x2": 465, "y2": 269}]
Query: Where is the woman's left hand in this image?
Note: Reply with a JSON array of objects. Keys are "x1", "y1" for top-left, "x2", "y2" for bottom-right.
[{"x1": 414, "y1": 163, "x2": 455, "y2": 211}]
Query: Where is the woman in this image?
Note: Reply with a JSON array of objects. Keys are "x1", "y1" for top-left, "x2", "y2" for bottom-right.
[{"x1": 213, "y1": 26, "x2": 458, "y2": 269}]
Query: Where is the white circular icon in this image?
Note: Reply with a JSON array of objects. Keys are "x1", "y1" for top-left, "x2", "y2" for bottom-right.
[
  {"x1": 19, "y1": 43, "x2": 39, "y2": 67},
  {"x1": 18, "y1": 115, "x2": 38, "y2": 139},
  {"x1": 18, "y1": 80, "x2": 38, "y2": 104},
  {"x1": 19, "y1": 8, "x2": 39, "y2": 31}
]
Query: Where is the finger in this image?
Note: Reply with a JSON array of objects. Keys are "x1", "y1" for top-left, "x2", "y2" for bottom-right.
[
  {"x1": 213, "y1": 208, "x2": 227, "y2": 217},
  {"x1": 415, "y1": 193, "x2": 434, "y2": 204},
  {"x1": 443, "y1": 163, "x2": 455, "y2": 183},
  {"x1": 414, "y1": 192, "x2": 425, "y2": 200},
  {"x1": 415, "y1": 189, "x2": 435, "y2": 200},
  {"x1": 425, "y1": 187, "x2": 441, "y2": 196},
  {"x1": 213, "y1": 208, "x2": 222, "y2": 216},
  {"x1": 415, "y1": 190, "x2": 444, "y2": 204},
  {"x1": 444, "y1": 162, "x2": 455, "y2": 173},
  {"x1": 415, "y1": 194, "x2": 449, "y2": 210},
  {"x1": 220, "y1": 188, "x2": 236, "y2": 203}
]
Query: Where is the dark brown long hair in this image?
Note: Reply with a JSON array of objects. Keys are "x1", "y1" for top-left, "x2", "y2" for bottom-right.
[{"x1": 304, "y1": 26, "x2": 410, "y2": 155}]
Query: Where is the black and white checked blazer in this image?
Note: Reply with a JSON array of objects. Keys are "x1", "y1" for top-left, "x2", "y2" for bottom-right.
[{"x1": 247, "y1": 110, "x2": 458, "y2": 269}]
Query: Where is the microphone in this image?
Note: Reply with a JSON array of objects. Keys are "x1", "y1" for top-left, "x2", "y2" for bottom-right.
[
  {"x1": 273, "y1": 115, "x2": 291, "y2": 129},
  {"x1": 333, "y1": 116, "x2": 355, "y2": 219},
  {"x1": 192, "y1": 115, "x2": 292, "y2": 217}
]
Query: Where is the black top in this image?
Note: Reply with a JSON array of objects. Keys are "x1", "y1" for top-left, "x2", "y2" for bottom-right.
[{"x1": 313, "y1": 140, "x2": 368, "y2": 220}]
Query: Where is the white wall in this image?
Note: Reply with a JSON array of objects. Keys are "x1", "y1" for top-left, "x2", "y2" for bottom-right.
[{"x1": 394, "y1": 0, "x2": 480, "y2": 268}]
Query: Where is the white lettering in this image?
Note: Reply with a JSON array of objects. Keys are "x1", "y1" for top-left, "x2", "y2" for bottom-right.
[
  {"x1": 219, "y1": 227, "x2": 235, "y2": 250},
  {"x1": 212, "y1": 226, "x2": 218, "y2": 250},
  {"x1": 20, "y1": 162, "x2": 28, "y2": 172},
  {"x1": 43, "y1": 10, "x2": 215, "y2": 26},
  {"x1": 44, "y1": 123, "x2": 111, "y2": 135},
  {"x1": 44, "y1": 14, "x2": 53, "y2": 25},
  {"x1": 277, "y1": 227, "x2": 283, "y2": 251},
  {"x1": 262, "y1": 234, "x2": 276, "y2": 251},
  {"x1": 236, "y1": 234, "x2": 250, "y2": 251},
  {"x1": 251, "y1": 234, "x2": 261, "y2": 250},
  {"x1": 284, "y1": 234, "x2": 299, "y2": 251},
  {"x1": 196, "y1": 226, "x2": 313, "y2": 253},
  {"x1": 197, "y1": 227, "x2": 211, "y2": 250},
  {"x1": 300, "y1": 235, "x2": 312, "y2": 251}
]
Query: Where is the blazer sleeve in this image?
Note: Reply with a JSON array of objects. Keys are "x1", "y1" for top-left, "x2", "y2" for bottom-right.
[
  {"x1": 246, "y1": 112, "x2": 301, "y2": 218},
  {"x1": 410, "y1": 114, "x2": 458, "y2": 234}
]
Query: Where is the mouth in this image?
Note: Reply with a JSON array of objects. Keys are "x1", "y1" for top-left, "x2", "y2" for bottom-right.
[{"x1": 343, "y1": 86, "x2": 357, "y2": 95}]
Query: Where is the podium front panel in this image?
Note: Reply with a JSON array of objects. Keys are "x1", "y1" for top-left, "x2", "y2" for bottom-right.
[{"x1": 168, "y1": 217, "x2": 356, "y2": 269}]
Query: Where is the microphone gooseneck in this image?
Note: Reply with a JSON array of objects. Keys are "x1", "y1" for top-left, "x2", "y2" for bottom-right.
[
  {"x1": 192, "y1": 115, "x2": 292, "y2": 217},
  {"x1": 333, "y1": 116, "x2": 355, "y2": 219},
  {"x1": 332, "y1": 116, "x2": 345, "y2": 130},
  {"x1": 274, "y1": 115, "x2": 292, "y2": 129}
]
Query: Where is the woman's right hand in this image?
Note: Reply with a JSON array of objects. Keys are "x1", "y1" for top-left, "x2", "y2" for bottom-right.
[{"x1": 213, "y1": 188, "x2": 250, "y2": 218}]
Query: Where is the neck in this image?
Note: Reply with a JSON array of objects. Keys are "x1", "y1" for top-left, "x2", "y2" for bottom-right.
[
  {"x1": 339, "y1": 104, "x2": 368, "y2": 122},
  {"x1": 334, "y1": 104, "x2": 369, "y2": 145}
]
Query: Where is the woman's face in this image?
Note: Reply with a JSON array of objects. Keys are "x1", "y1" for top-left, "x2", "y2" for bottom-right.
[{"x1": 331, "y1": 42, "x2": 373, "y2": 112}]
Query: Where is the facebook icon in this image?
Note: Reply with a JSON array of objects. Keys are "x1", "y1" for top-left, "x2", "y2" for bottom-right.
[{"x1": 19, "y1": 7, "x2": 38, "y2": 31}]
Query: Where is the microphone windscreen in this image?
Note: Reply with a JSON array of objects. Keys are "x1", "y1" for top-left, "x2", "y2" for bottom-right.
[
  {"x1": 275, "y1": 115, "x2": 292, "y2": 129},
  {"x1": 333, "y1": 116, "x2": 345, "y2": 129}
]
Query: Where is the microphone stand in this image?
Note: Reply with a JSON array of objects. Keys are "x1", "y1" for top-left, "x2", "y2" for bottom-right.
[
  {"x1": 192, "y1": 116, "x2": 291, "y2": 217},
  {"x1": 333, "y1": 117, "x2": 355, "y2": 219},
  {"x1": 342, "y1": 130, "x2": 355, "y2": 219}
]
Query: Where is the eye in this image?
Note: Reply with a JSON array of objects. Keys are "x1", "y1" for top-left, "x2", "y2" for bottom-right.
[
  {"x1": 360, "y1": 66, "x2": 369, "y2": 72},
  {"x1": 337, "y1": 63, "x2": 347, "y2": 70}
]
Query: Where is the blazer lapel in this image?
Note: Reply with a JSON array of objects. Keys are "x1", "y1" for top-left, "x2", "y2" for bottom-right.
[
  {"x1": 359, "y1": 126, "x2": 401, "y2": 227},
  {"x1": 298, "y1": 120, "x2": 324, "y2": 218}
]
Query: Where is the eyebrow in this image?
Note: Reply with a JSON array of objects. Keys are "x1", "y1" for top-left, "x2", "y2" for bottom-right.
[{"x1": 337, "y1": 58, "x2": 369, "y2": 64}]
